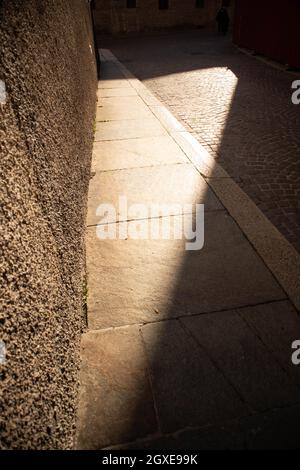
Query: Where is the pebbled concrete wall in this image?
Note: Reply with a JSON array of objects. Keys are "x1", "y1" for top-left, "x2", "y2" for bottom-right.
[{"x1": 0, "y1": 0, "x2": 97, "y2": 449}]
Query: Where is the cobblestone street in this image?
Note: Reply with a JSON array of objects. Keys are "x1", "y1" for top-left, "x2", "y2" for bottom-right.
[{"x1": 100, "y1": 30, "x2": 300, "y2": 252}]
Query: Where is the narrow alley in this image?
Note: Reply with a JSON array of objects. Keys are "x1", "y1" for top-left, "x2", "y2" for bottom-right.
[{"x1": 76, "y1": 49, "x2": 300, "y2": 450}]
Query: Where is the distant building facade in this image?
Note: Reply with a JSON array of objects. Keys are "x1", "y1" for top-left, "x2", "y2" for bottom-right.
[
  {"x1": 233, "y1": 0, "x2": 300, "y2": 68},
  {"x1": 94, "y1": 0, "x2": 223, "y2": 34}
]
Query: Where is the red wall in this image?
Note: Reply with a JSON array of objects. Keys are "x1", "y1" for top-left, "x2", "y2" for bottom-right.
[{"x1": 233, "y1": 0, "x2": 300, "y2": 68}]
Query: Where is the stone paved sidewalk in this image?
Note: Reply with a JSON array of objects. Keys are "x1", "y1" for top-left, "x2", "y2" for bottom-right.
[
  {"x1": 99, "y1": 30, "x2": 300, "y2": 253},
  {"x1": 76, "y1": 51, "x2": 300, "y2": 450}
]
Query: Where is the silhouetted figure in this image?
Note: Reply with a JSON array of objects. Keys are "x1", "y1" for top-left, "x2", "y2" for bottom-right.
[{"x1": 216, "y1": 7, "x2": 230, "y2": 35}]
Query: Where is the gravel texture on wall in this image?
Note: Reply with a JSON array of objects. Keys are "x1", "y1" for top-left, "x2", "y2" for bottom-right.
[{"x1": 0, "y1": 0, "x2": 97, "y2": 449}]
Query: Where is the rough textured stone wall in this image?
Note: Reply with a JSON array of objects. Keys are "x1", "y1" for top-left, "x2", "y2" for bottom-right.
[
  {"x1": 94, "y1": 0, "x2": 222, "y2": 34},
  {"x1": 0, "y1": 0, "x2": 97, "y2": 449}
]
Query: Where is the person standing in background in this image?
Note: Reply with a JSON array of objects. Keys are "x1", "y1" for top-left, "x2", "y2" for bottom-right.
[{"x1": 216, "y1": 6, "x2": 230, "y2": 35}]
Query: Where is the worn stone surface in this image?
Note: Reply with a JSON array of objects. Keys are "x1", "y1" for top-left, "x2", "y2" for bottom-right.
[
  {"x1": 243, "y1": 405, "x2": 300, "y2": 450},
  {"x1": 87, "y1": 163, "x2": 222, "y2": 225},
  {"x1": 86, "y1": 211, "x2": 285, "y2": 329},
  {"x1": 238, "y1": 300, "x2": 300, "y2": 386},
  {"x1": 77, "y1": 56, "x2": 300, "y2": 450},
  {"x1": 207, "y1": 176, "x2": 300, "y2": 311},
  {"x1": 0, "y1": 0, "x2": 96, "y2": 449},
  {"x1": 117, "y1": 405, "x2": 300, "y2": 450},
  {"x1": 95, "y1": 118, "x2": 167, "y2": 141},
  {"x1": 96, "y1": 96, "x2": 154, "y2": 121},
  {"x1": 98, "y1": 78, "x2": 132, "y2": 89},
  {"x1": 97, "y1": 87, "x2": 138, "y2": 98},
  {"x1": 181, "y1": 304, "x2": 300, "y2": 412},
  {"x1": 141, "y1": 319, "x2": 247, "y2": 433},
  {"x1": 97, "y1": 61, "x2": 125, "y2": 80},
  {"x1": 92, "y1": 135, "x2": 188, "y2": 172},
  {"x1": 76, "y1": 327, "x2": 157, "y2": 449}
]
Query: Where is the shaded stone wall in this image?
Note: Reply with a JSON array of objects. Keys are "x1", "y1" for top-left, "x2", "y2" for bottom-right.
[
  {"x1": 0, "y1": 0, "x2": 97, "y2": 449},
  {"x1": 94, "y1": 0, "x2": 222, "y2": 34},
  {"x1": 233, "y1": 0, "x2": 300, "y2": 68}
]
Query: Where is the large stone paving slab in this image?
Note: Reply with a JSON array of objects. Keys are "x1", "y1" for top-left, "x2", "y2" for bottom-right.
[
  {"x1": 76, "y1": 326, "x2": 157, "y2": 449},
  {"x1": 207, "y1": 176, "x2": 300, "y2": 311},
  {"x1": 118, "y1": 405, "x2": 300, "y2": 450},
  {"x1": 141, "y1": 319, "x2": 247, "y2": 433},
  {"x1": 86, "y1": 211, "x2": 285, "y2": 329},
  {"x1": 237, "y1": 300, "x2": 300, "y2": 387},
  {"x1": 97, "y1": 86, "x2": 138, "y2": 98},
  {"x1": 94, "y1": 118, "x2": 167, "y2": 141},
  {"x1": 87, "y1": 163, "x2": 222, "y2": 225},
  {"x1": 97, "y1": 62, "x2": 126, "y2": 81},
  {"x1": 117, "y1": 426, "x2": 244, "y2": 450},
  {"x1": 91, "y1": 135, "x2": 188, "y2": 172},
  {"x1": 96, "y1": 96, "x2": 154, "y2": 121},
  {"x1": 181, "y1": 307, "x2": 300, "y2": 413},
  {"x1": 98, "y1": 79, "x2": 132, "y2": 89}
]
